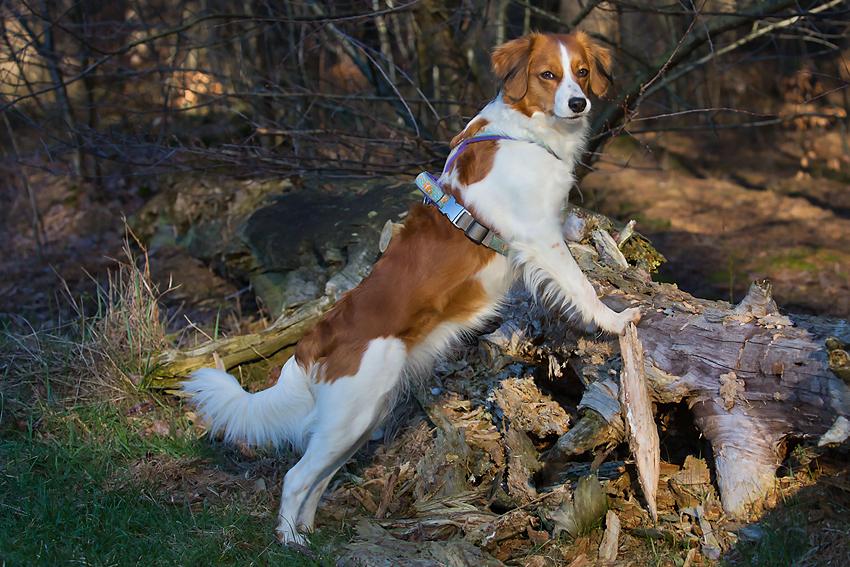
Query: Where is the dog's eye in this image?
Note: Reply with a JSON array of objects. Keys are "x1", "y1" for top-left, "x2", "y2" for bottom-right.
[
  {"x1": 540, "y1": 71, "x2": 556, "y2": 80},
  {"x1": 577, "y1": 68, "x2": 589, "y2": 78}
]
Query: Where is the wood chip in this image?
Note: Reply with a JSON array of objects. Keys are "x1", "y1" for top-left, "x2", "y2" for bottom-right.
[
  {"x1": 598, "y1": 510, "x2": 621, "y2": 562},
  {"x1": 374, "y1": 466, "x2": 400, "y2": 519}
]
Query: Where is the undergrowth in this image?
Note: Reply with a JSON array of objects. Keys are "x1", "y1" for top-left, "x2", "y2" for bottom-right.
[
  {"x1": 0, "y1": 243, "x2": 330, "y2": 566},
  {"x1": 0, "y1": 406, "x2": 324, "y2": 566}
]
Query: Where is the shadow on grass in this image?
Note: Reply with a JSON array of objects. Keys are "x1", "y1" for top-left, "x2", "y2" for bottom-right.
[{"x1": 723, "y1": 462, "x2": 850, "y2": 567}]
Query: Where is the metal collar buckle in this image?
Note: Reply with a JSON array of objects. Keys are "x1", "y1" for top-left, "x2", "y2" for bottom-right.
[{"x1": 464, "y1": 220, "x2": 490, "y2": 245}]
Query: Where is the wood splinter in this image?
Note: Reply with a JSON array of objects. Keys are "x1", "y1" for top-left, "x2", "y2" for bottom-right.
[{"x1": 619, "y1": 322, "x2": 660, "y2": 521}]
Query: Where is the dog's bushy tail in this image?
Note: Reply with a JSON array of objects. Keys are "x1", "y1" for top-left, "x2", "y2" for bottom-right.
[{"x1": 181, "y1": 357, "x2": 314, "y2": 452}]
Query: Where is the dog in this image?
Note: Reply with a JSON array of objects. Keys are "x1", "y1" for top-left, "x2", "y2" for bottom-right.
[{"x1": 181, "y1": 31, "x2": 640, "y2": 544}]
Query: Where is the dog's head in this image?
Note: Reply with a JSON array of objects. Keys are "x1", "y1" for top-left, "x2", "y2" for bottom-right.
[{"x1": 492, "y1": 32, "x2": 611, "y2": 120}]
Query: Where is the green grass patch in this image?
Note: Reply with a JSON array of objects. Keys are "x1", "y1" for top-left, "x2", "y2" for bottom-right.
[
  {"x1": 728, "y1": 522, "x2": 809, "y2": 567},
  {"x1": 753, "y1": 247, "x2": 850, "y2": 277},
  {"x1": 0, "y1": 406, "x2": 326, "y2": 566}
]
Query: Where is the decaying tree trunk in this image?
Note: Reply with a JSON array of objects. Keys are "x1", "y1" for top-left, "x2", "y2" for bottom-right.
[
  {"x1": 478, "y1": 210, "x2": 850, "y2": 518},
  {"x1": 148, "y1": 207, "x2": 850, "y2": 519}
]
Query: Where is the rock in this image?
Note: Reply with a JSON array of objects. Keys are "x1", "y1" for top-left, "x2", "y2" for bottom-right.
[
  {"x1": 238, "y1": 181, "x2": 416, "y2": 315},
  {"x1": 240, "y1": 179, "x2": 417, "y2": 273}
]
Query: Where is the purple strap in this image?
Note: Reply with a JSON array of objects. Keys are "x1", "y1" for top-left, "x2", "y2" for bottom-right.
[{"x1": 443, "y1": 134, "x2": 516, "y2": 173}]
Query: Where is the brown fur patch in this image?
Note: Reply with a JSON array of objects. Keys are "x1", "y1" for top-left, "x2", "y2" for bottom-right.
[
  {"x1": 450, "y1": 118, "x2": 490, "y2": 149},
  {"x1": 492, "y1": 35, "x2": 535, "y2": 103},
  {"x1": 451, "y1": 139, "x2": 499, "y2": 187},
  {"x1": 564, "y1": 32, "x2": 612, "y2": 97},
  {"x1": 295, "y1": 205, "x2": 497, "y2": 383}
]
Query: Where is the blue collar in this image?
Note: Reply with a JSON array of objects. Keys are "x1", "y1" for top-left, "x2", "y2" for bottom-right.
[{"x1": 414, "y1": 171, "x2": 509, "y2": 255}]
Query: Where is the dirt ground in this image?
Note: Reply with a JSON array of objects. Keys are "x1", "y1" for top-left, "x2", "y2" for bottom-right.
[{"x1": 583, "y1": 128, "x2": 850, "y2": 319}]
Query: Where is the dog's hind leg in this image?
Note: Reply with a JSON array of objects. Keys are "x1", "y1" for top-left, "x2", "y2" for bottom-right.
[
  {"x1": 293, "y1": 474, "x2": 334, "y2": 535},
  {"x1": 276, "y1": 337, "x2": 406, "y2": 544}
]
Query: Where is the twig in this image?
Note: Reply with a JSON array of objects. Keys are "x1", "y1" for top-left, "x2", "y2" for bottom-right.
[
  {"x1": 2, "y1": 110, "x2": 45, "y2": 256},
  {"x1": 330, "y1": 29, "x2": 423, "y2": 136},
  {"x1": 643, "y1": 0, "x2": 847, "y2": 100},
  {"x1": 568, "y1": 0, "x2": 604, "y2": 28}
]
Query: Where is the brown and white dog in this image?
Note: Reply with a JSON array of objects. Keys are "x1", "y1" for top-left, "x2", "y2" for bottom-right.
[{"x1": 182, "y1": 32, "x2": 640, "y2": 544}]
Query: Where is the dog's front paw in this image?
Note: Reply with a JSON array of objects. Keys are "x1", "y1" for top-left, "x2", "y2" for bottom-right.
[{"x1": 612, "y1": 306, "x2": 641, "y2": 335}]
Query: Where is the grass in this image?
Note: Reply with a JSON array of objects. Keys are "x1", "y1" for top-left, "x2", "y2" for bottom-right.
[
  {"x1": 722, "y1": 476, "x2": 850, "y2": 567},
  {"x1": 727, "y1": 520, "x2": 809, "y2": 567},
  {"x1": 0, "y1": 243, "x2": 332, "y2": 566},
  {"x1": 752, "y1": 247, "x2": 850, "y2": 277},
  {"x1": 0, "y1": 405, "x2": 326, "y2": 566}
]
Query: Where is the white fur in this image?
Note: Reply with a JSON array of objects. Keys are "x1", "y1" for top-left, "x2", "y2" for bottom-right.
[
  {"x1": 554, "y1": 43, "x2": 590, "y2": 119},
  {"x1": 274, "y1": 337, "x2": 407, "y2": 543},
  {"x1": 182, "y1": 36, "x2": 638, "y2": 546},
  {"x1": 181, "y1": 357, "x2": 315, "y2": 453}
]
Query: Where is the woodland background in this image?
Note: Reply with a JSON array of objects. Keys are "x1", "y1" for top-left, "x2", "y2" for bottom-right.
[
  {"x1": 1, "y1": 1, "x2": 850, "y2": 566},
  {"x1": 2, "y1": 0, "x2": 848, "y2": 178},
  {"x1": 1, "y1": 0, "x2": 849, "y2": 322}
]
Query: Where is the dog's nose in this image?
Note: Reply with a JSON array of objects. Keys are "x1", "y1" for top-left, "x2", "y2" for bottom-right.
[{"x1": 568, "y1": 97, "x2": 587, "y2": 113}]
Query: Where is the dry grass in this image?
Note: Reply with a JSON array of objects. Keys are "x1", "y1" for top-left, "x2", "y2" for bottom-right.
[
  {"x1": 0, "y1": 319, "x2": 96, "y2": 426},
  {"x1": 84, "y1": 239, "x2": 172, "y2": 401},
  {"x1": 0, "y1": 237, "x2": 327, "y2": 566},
  {"x1": 1, "y1": 236, "x2": 171, "y2": 427}
]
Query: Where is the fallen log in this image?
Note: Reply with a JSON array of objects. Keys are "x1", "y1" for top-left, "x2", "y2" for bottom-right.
[
  {"x1": 481, "y1": 212, "x2": 850, "y2": 517},
  {"x1": 636, "y1": 281, "x2": 850, "y2": 516},
  {"x1": 142, "y1": 295, "x2": 332, "y2": 390},
  {"x1": 150, "y1": 204, "x2": 850, "y2": 519}
]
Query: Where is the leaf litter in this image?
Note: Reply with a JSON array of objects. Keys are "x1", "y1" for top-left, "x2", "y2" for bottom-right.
[{"x1": 111, "y1": 308, "x2": 850, "y2": 566}]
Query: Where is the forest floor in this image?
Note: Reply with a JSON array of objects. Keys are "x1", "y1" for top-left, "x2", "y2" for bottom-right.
[{"x1": 1, "y1": 126, "x2": 849, "y2": 566}]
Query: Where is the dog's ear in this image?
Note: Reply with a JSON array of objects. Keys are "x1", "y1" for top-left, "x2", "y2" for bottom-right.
[
  {"x1": 581, "y1": 33, "x2": 612, "y2": 97},
  {"x1": 492, "y1": 34, "x2": 535, "y2": 101}
]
